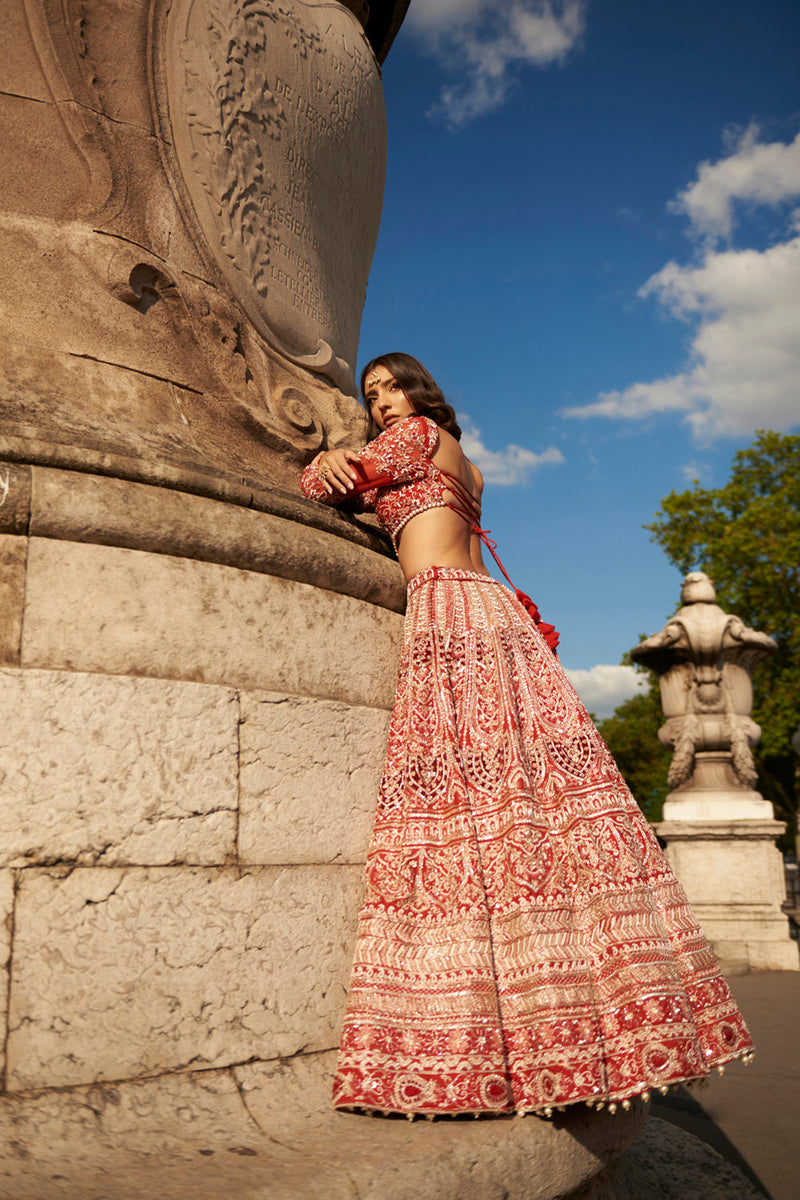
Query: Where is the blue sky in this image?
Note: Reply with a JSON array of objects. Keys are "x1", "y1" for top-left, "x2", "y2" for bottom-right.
[{"x1": 357, "y1": 0, "x2": 800, "y2": 715}]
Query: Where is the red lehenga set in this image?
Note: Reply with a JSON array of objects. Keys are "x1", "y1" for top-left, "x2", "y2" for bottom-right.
[{"x1": 300, "y1": 415, "x2": 752, "y2": 1117}]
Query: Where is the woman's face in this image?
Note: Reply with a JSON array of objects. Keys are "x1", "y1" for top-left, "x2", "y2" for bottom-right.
[{"x1": 364, "y1": 366, "x2": 415, "y2": 431}]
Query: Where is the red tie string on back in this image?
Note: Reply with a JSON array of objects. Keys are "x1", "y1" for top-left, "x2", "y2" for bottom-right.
[
  {"x1": 348, "y1": 454, "x2": 560, "y2": 654},
  {"x1": 430, "y1": 465, "x2": 560, "y2": 655}
]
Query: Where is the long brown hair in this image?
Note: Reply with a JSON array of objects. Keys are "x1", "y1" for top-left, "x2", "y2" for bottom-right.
[{"x1": 360, "y1": 352, "x2": 462, "y2": 441}]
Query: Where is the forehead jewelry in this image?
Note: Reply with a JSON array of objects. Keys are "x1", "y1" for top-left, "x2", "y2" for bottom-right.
[{"x1": 365, "y1": 369, "x2": 381, "y2": 389}]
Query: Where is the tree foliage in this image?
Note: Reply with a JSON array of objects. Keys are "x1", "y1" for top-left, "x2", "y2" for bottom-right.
[
  {"x1": 597, "y1": 665, "x2": 671, "y2": 822},
  {"x1": 645, "y1": 431, "x2": 800, "y2": 842}
]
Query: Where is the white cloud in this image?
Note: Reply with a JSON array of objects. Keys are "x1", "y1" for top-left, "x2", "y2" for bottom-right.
[
  {"x1": 406, "y1": 1, "x2": 585, "y2": 128},
  {"x1": 563, "y1": 664, "x2": 646, "y2": 718},
  {"x1": 563, "y1": 127, "x2": 800, "y2": 441},
  {"x1": 406, "y1": 0, "x2": 486, "y2": 34},
  {"x1": 458, "y1": 414, "x2": 564, "y2": 485},
  {"x1": 670, "y1": 125, "x2": 800, "y2": 240},
  {"x1": 680, "y1": 460, "x2": 712, "y2": 485}
]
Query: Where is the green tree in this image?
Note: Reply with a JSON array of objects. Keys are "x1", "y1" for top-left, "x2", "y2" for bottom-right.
[
  {"x1": 597, "y1": 663, "x2": 671, "y2": 822},
  {"x1": 646, "y1": 431, "x2": 800, "y2": 846}
]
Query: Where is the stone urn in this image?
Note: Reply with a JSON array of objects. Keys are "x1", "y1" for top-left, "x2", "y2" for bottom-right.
[
  {"x1": 632, "y1": 571, "x2": 777, "y2": 817},
  {"x1": 631, "y1": 572, "x2": 798, "y2": 972}
]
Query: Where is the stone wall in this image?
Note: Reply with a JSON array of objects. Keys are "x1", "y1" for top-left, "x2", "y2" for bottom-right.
[{"x1": 0, "y1": 461, "x2": 403, "y2": 1096}]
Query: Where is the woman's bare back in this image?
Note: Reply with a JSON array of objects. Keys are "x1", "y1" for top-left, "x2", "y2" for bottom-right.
[{"x1": 395, "y1": 426, "x2": 490, "y2": 582}]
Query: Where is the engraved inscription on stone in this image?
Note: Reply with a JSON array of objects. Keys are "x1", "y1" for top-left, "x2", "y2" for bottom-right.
[{"x1": 165, "y1": 0, "x2": 387, "y2": 390}]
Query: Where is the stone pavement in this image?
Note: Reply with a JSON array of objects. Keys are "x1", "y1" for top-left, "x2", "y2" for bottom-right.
[{"x1": 652, "y1": 969, "x2": 800, "y2": 1200}]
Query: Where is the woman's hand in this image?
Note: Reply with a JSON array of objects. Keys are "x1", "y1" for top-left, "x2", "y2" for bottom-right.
[{"x1": 314, "y1": 448, "x2": 362, "y2": 495}]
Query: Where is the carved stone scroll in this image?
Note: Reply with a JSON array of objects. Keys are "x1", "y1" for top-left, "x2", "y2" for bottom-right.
[{"x1": 163, "y1": 0, "x2": 387, "y2": 392}]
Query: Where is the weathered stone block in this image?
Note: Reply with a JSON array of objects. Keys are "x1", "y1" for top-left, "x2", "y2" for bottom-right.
[
  {"x1": 0, "y1": 535, "x2": 26, "y2": 666},
  {"x1": 0, "y1": 1067, "x2": 346, "y2": 1200},
  {"x1": 0, "y1": 96, "x2": 93, "y2": 221},
  {"x1": 239, "y1": 692, "x2": 389, "y2": 865},
  {"x1": 662, "y1": 827, "x2": 786, "y2": 908},
  {"x1": 0, "y1": 668, "x2": 238, "y2": 868},
  {"x1": 21, "y1": 539, "x2": 404, "y2": 709},
  {"x1": 6, "y1": 864, "x2": 362, "y2": 1090}
]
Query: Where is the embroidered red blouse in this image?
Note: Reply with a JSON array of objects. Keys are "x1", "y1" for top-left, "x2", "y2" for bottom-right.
[
  {"x1": 299, "y1": 415, "x2": 459, "y2": 549},
  {"x1": 299, "y1": 414, "x2": 560, "y2": 652}
]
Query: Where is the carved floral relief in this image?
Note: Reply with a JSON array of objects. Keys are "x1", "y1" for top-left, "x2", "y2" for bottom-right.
[{"x1": 163, "y1": 0, "x2": 387, "y2": 393}]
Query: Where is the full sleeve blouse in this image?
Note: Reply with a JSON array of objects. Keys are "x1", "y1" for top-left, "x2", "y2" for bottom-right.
[{"x1": 299, "y1": 415, "x2": 440, "y2": 508}]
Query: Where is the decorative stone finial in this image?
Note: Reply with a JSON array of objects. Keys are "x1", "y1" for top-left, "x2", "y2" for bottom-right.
[
  {"x1": 642, "y1": 576, "x2": 799, "y2": 971},
  {"x1": 631, "y1": 572, "x2": 776, "y2": 804},
  {"x1": 680, "y1": 571, "x2": 716, "y2": 605}
]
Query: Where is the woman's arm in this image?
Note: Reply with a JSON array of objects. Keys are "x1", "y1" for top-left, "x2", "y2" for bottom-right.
[
  {"x1": 353, "y1": 415, "x2": 439, "y2": 487},
  {"x1": 299, "y1": 416, "x2": 440, "y2": 506},
  {"x1": 299, "y1": 447, "x2": 365, "y2": 506}
]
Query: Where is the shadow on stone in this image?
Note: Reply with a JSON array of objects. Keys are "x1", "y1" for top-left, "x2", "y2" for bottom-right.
[{"x1": 651, "y1": 1087, "x2": 772, "y2": 1199}]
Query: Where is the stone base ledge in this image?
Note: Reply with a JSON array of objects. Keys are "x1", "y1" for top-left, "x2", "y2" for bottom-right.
[
  {"x1": 654, "y1": 819, "x2": 787, "y2": 842},
  {"x1": 0, "y1": 1051, "x2": 647, "y2": 1200},
  {"x1": 662, "y1": 792, "x2": 774, "y2": 822},
  {"x1": 1, "y1": 534, "x2": 404, "y2": 708},
  {"x1": 0, "y1": 459, "x2": 406, "y2": 612},
  {"x1": 0, "y1": 1056, "x2": 762, "y2": 1200}
]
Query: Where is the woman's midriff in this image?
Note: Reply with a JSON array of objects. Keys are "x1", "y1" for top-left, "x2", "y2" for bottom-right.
[{"x1": 395, "y1": 506, "x2": 490, "y2": 582}]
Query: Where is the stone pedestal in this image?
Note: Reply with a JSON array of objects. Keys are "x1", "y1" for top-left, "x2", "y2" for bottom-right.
[
  {"x1": 0, "y1": 2, "x2": 665, "y2": 1194},
  {"x1": 654, "y1": 819, "x2": 799, "y2": 973},
  {"x1": 0, "y1": 465, "x2": 648, "y2": 1197},
  {"x1": 634, "y1": 573, "x2": 798, "y2": 973}
]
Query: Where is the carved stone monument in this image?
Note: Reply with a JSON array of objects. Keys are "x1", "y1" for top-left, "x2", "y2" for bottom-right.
[
  {"x1": 632, "y1": 573, "x2": 799, "y2": 972},
  {"x1": 1, "y1": 0, "x2": 406, "y2": 491},
  {"x1": 0, "y1": 4, "x2": 651, "y2": 1197}
]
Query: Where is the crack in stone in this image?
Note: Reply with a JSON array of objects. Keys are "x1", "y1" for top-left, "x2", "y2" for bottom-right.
[
  {"x1": 92, "y1": 229, "x2": 168, "y2": 261},
  {"x1": 2, "y1": 869, "x2": 20, "y2": 1095},
  {"x1": 228, "y1": 1067, "x2": 297, "y2": 1154},
  {"x1": 82, "y1": 877, "x2": 123, "y2": 906},
  {"x1": 229, "y1": 1066, "x2": 359, "y2": 1198},
  {"x1": 62, "y1": 96, "x2": 166, "y2": 140},
  {"x1": 0, "y1": 90, "x2": 48, "y2": 105},
  {"x1": 233, "y1": 692, "x2": 243, "y2": 866},
  {"x1": 16, "y1": 535, "x2": 30, "y2": 661},
  {"x1": 66, "y1": 352, "x2": 205, "y2": 395},
  {"x1": 10, "y1": 858, "x2": 357, "y2": 874},
  {"x1": 3, "y1": 1048, "x2": 341, "y2": 1099}
]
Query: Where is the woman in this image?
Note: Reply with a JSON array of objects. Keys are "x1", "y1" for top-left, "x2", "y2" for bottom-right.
[{"x1": 300, "y1": 353, "x2": 752, "y2": 1118}]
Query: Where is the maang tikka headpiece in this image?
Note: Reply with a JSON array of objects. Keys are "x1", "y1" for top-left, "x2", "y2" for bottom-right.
[{"x1": 365, "y1": 369, "x2": 381, "y2": 389}]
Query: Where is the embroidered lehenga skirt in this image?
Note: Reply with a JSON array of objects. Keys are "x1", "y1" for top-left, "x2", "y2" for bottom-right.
[{"x1": 332, "y1": 567, "x2": 752, "y2": 1116}]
